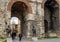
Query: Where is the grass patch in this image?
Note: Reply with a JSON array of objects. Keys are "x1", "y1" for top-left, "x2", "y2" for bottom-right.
[
  {"x1": 38, "y1": 34, "x2": 58, "y2": 40},
  {"x1": 44, "y1": 34, "x2": 58, "y2": 39}
]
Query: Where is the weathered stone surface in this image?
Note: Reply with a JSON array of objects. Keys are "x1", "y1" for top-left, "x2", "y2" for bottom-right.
[
  {"x1": 25, "y1": 14, "x2": 35, "y2": 21},
  {"x1": 0, "y1": 0, "x2": 60, "y2": 39},
  {"x1": 0, "y1": 8, "x2": 5, "y2": 37}
]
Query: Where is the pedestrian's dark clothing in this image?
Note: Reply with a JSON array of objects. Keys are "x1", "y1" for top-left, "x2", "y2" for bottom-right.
[
  {"x1": 11, "y1": 32, "x2": 16, "y2": 40},
  {"x1": 19, "y1": 34, "x2": 22, "y2": 41}
]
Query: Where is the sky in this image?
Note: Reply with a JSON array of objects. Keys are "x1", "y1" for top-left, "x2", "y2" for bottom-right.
[{"x1": 11, "y1": 17, "x2": 18, "y2": 24}]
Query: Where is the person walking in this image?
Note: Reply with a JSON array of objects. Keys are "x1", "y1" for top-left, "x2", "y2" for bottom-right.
[
  {"x1": 11, "y1": 31, "x2": 16, "y2": 40},
  {"x1": 19, "y1": 33, "x2": 22, "y2": 41}
]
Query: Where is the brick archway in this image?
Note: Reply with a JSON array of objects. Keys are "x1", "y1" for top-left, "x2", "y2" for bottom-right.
[
  {"x1": 11, "y1": 1, "x2": 31, "y2": 36},
  {"x1": 41, "y1": 0, "x2": 59, "y2": 8},
  {"x1": 7, "y1": 0, "x2": 32, "y2": 13},
  {"x1": 44, "y1": 0, "x2": 59, "y2": 34}
]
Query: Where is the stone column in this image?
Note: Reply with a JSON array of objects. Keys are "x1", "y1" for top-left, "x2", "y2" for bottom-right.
[
  {"x1": 0, "y1": 8, "x2": 6, "y2": 37},
  {"x1": 5, "y1": 11, "x2": 11, "y2": 31},
  {"x1": 29, "y1": 1, "x2": 39, "y2": 38},
  {"x1": 37, "y1": 3, "x2": 45, "y2": 38},
  {"x1": 29, "y1": 0, "x2": 45, "y2": 38},
  {"x1": 25, "y1": 14, "x2": 35, "y2": 39},
  {"x1": 6, "y1": 11, "x2": 11, "y2": 25},
  {"x1": 29, "y1": 1, "x2": 45, "y2": 37}
]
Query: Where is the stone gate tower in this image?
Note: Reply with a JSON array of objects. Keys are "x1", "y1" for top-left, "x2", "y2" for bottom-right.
[{"x1": 0, "y1": 0, "x2": 60, "y2": 39}]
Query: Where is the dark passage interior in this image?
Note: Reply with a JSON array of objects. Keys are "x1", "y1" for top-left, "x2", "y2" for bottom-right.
[
  {"x1": 11, "y1": 1, "x2": 28, "y2": 36},
  {"x1": 44, "y1": 0, "x2": 59, "y2": 33}
]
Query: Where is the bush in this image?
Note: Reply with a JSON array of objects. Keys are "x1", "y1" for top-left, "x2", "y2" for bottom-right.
[{"x1": 44, "y1": 34, "x2": 58, "y2": 39}]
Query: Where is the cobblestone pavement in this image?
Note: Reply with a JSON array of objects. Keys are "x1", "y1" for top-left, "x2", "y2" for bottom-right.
[{"x1": 7, "y1": 37, "x2": 60, "y2": 42}]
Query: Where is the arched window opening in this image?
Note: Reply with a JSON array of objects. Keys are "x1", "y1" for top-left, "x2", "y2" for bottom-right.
[{"x1": 44, "y1": 0, "x2": 59, "y2": 33}]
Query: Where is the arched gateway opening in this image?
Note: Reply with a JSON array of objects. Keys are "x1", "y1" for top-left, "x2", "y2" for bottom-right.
[
  {"x1": 11, "y1": 1, "x2": 28, "y2": 37},
  {"x1": 44, "y1": 0, "x2": 59, "y2": 34}
]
